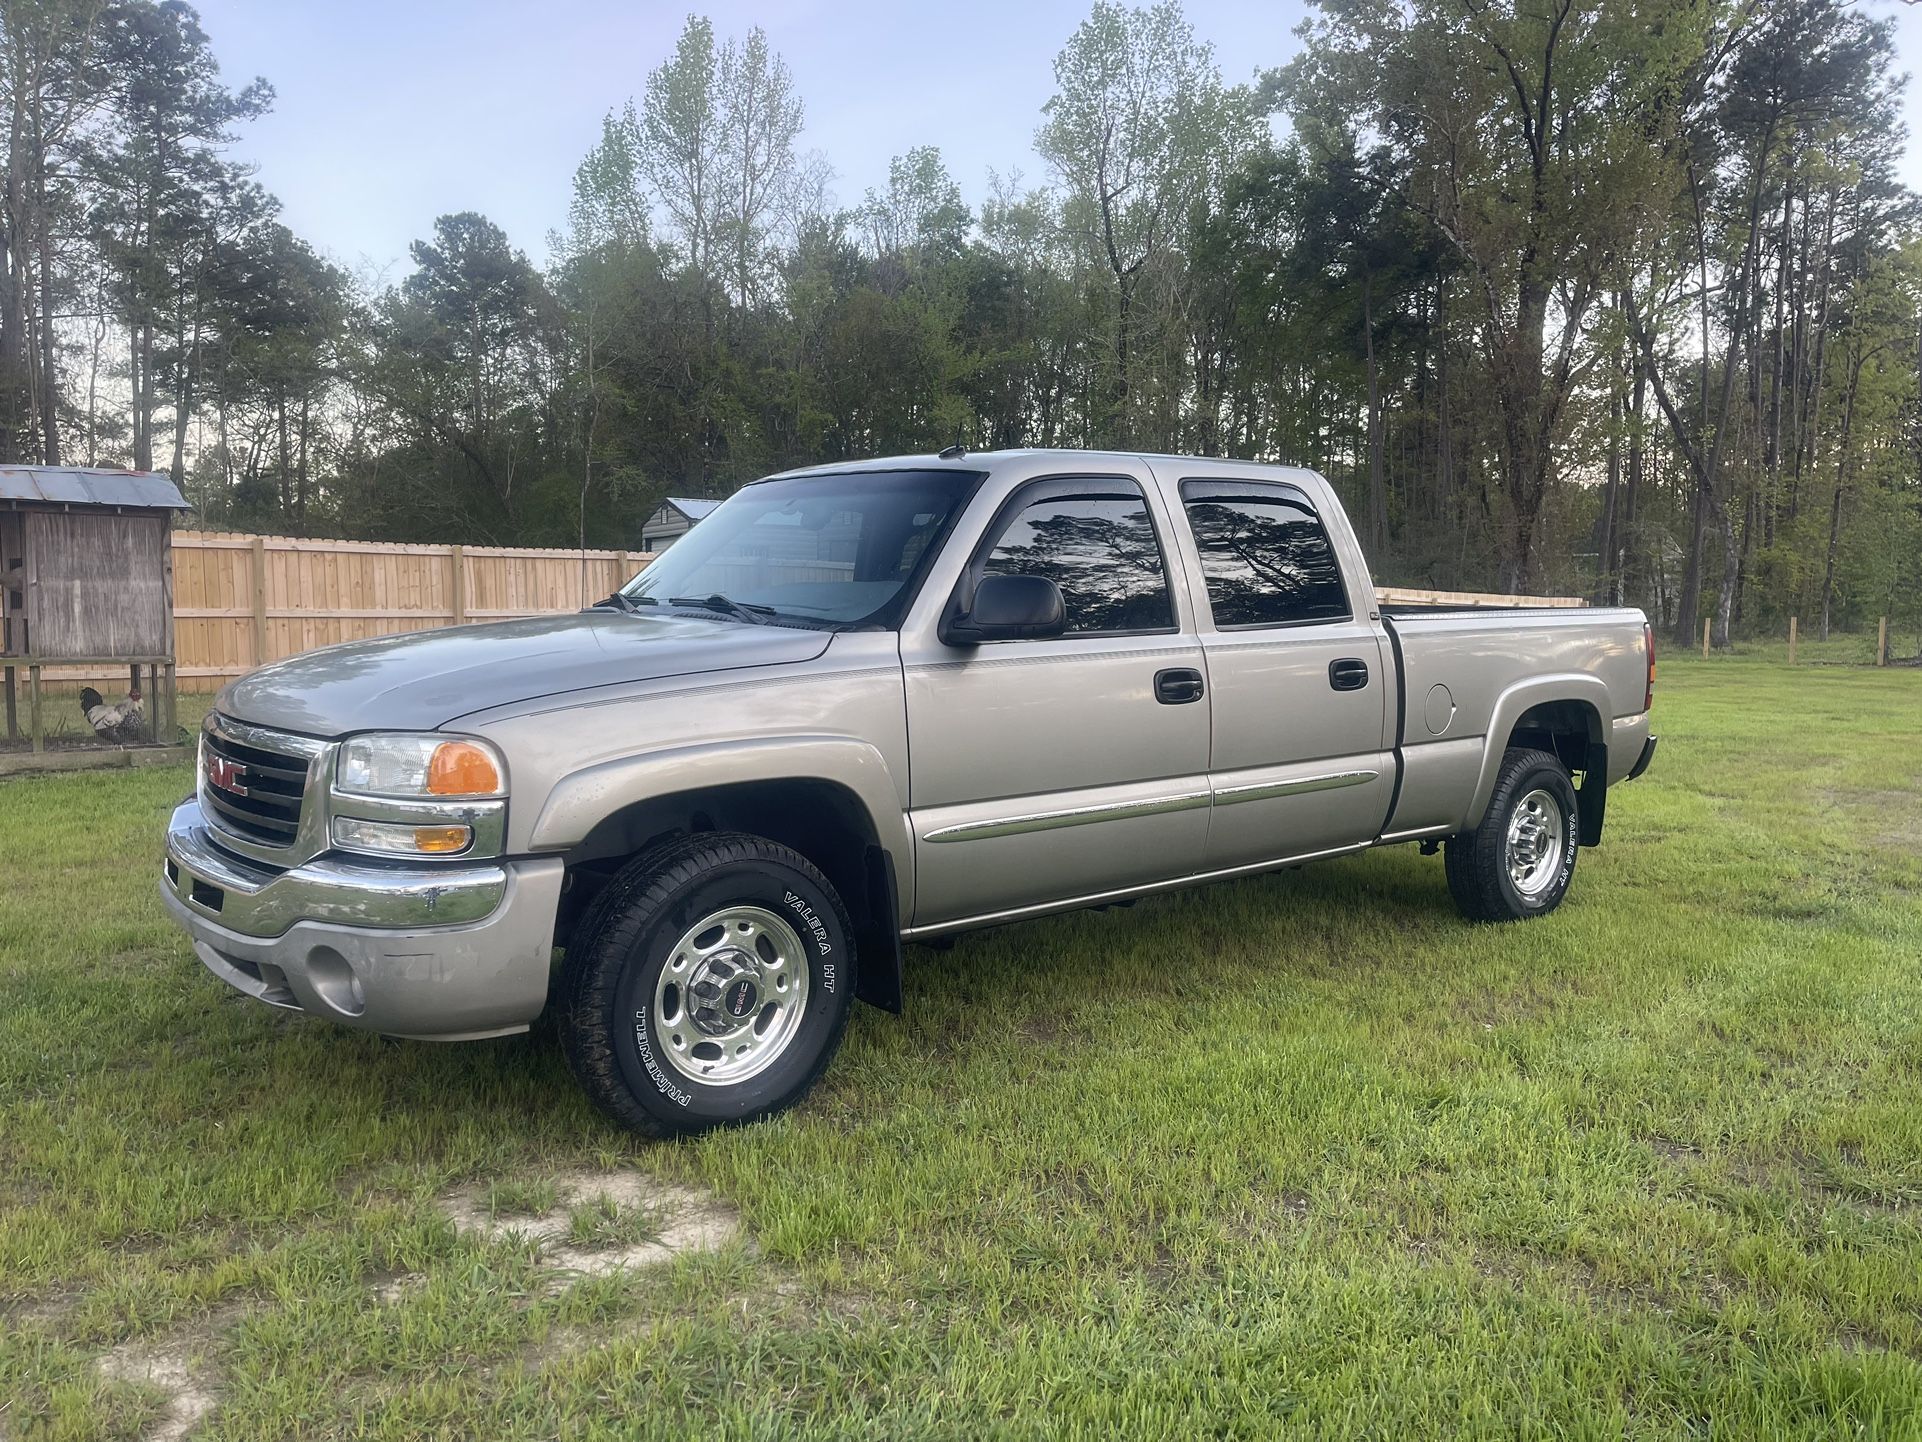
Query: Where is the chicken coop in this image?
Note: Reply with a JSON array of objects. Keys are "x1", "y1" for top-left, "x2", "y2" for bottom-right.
[{"x1": 1, "y1": 466, "x2": 187, "y2": 755}]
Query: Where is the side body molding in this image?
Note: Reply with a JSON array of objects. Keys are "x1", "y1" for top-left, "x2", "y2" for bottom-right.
[
  {"x1": 528, "y1": 735, "x2": 916, "y2": 928},
  {"x1": 1462, "y1": 673, "x2": 1612, "y2": 831}
]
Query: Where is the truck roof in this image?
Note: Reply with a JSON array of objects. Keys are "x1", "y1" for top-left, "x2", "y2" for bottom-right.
[{"x1": 759, "y1": 449, "x2": 1325, "y2": 486}]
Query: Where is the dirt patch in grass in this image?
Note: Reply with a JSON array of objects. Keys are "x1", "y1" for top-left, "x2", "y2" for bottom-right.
[
  {"x1": 435, "y1": 1166, "x2": 740, "y2": 1279},
  {"x1": 1455, "y1": 981, "x2": 1565, "y2": 1031},
  {"x1": 1813, "y1": 786, "x2": 1922, "y2": 850},
  {"x1": 94, "y1": 1304, "x2": 245, "y2": 1442},
  {"x1": 98, "y1": 1342, "x2": 216, "y2": 1442}
]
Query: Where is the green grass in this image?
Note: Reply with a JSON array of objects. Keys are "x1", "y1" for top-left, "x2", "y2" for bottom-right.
[
  {"x1": 483, "y1": 1178, "x2": 559, "y2": 1221},
  {"x1": 2, "y1": 656, "x2": 1920, "y2": 1439},
  {"x1": 562, "y1": 1196, "x2": 661, "y2": 1252}
]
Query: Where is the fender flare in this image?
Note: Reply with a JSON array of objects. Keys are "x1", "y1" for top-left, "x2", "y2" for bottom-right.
[
  {"x1": 1462, "y1": 674, "x2": 1611, "y2": 831},
  {"x1": 529, "y1": 734, "x2": 914, "y2": 927}
]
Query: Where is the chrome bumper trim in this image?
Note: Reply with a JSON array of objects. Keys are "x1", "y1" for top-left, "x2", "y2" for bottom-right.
[{"x1": 165, "y1": 798, "x2": 506, "y2": 937}]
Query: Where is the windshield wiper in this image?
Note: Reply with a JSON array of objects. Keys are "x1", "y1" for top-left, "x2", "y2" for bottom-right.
[
  {"x1": 591, "y1": 591, "x2": 658, "y2": 614},
  {"x1": 670, "y1": 593, "x2": 772, "y2": 625}
]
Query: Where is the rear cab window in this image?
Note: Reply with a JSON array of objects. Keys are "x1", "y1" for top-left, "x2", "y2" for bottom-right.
[{"x1": 1179, "y1": 479, "x2": 1349, "y2": 629}]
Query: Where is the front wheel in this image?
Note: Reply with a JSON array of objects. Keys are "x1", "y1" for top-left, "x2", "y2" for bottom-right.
[
  {"x1": 1444, "y1": 747, "x2": 1580, "y2": 922},
  {"x1": 559, "y1": 832, "x2": 856, "y2": 1138}
]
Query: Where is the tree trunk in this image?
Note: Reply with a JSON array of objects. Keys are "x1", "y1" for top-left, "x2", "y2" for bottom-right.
[
  {"x1": 132, "y1": 323, "x2": 155, "y2": 471},
  {"x1": 1819, "y1": 346, "x2": 1865, "y2": 641},
  {"x1": 1676, "y1": 488, "x2": 1705, "y2": 645},
  {"x1": 1361, "y1": 268, "x2": 1386, "y2": 554},
  {"x1": 1622, "y1": 362, "x2": 1645, "y2": 609}
]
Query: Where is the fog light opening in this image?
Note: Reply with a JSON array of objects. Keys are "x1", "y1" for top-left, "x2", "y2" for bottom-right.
[{"x1": 306, "y1": 947, "x2": 366, "y2": 1018}]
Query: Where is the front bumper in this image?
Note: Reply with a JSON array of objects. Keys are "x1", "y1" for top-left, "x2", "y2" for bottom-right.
[{"x1": 161, "y1": 799, "x2": 564, "y2": 1040}]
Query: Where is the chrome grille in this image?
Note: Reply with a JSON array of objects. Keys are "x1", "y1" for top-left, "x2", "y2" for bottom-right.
[{"x1": 200, "y1": 716, "x2": 322, "y2": 849}]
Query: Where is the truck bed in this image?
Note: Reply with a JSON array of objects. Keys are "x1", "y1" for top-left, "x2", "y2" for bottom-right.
[{"x1": 1377, "y1": 605, "x2": 1652, "y2": 843}]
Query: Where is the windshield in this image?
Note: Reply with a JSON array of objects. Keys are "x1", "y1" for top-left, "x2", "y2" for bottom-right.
[{"x1": 623, "y1": 469, "x2": 977, "y2": 627}]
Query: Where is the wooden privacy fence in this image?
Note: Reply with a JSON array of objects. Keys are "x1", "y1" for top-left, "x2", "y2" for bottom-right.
[
  {"x1": 160, "y1": 532, "x2": 653, "y2": 688},
  {"x1": 34, "y1": 528, "x2": 1594, "y2": 695}
]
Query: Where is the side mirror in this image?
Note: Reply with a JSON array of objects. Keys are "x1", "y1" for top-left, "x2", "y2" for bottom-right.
[{"x1": 941, "y1": 573, "x2": 1068, "y2": 645}]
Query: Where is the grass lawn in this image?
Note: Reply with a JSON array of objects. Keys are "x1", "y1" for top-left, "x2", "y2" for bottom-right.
[{"x1": 2, "y1": 655, "x2": 1920, "y2": 1439}]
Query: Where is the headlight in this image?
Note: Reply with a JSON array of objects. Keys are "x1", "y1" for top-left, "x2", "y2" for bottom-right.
[{"x1": 335, "y1": 734, "x2": 505, "y2": 799}]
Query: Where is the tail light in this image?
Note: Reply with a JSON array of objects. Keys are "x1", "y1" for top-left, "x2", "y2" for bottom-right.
[{"x1": 1643, "y1": 622, "x2": 1656, "y2": 712}]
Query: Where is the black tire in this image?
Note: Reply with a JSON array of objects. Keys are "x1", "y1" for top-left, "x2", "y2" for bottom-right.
[
  {"x1": 558, "y1": 831, "x2": 857, "y2": 1138},
  {"x1": 1444, "y1": 747, "x2": 1581, "y2": 922}
]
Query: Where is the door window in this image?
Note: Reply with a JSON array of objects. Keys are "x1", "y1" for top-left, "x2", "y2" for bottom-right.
[
  {"x1": 1180, "y1": 481, "x2": 1349, "y2": 628},
  {"x1": 979, "y1": 488, "x2": 1174, "y2": 634}
]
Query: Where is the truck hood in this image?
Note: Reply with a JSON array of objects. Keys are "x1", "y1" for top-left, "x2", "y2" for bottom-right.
[{"x1": 215, "y1": 611, "x2": 833, "y2": 737}]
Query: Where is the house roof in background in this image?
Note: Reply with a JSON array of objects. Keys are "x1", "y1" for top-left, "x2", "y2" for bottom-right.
[
  {"x1": 661, "y1": 497, "x2": 721, "y2": 521},
  {"x1": 0, "y1": 466, "x2": 189, "y2": 510}
]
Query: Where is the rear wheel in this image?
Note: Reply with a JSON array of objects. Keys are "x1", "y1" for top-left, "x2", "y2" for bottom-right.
[
  {"x1": 559, "y1": 832, "x2": 856, "y2": 1138},
  {"x1": 1444, "y1": 747, "x2": 1580, "y2": 922}
]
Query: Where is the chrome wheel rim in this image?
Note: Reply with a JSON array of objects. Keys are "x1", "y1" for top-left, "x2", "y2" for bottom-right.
[
  {"x1": 651, "y1": 905, "x2": 810, "y2": 1085},
  {"x1": 1505, "y1": 788, "x2": 1565, "y2": 898}
]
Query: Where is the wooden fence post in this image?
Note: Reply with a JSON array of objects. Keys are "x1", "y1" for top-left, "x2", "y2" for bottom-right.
[
  {"x1": 450, "y1": 546, "x2": 466, "y2": 624},
  {"x1": 28, "y1": 664, "x2": 42, "y2": 753},
  {"x1": 249, "y1": 535, "x2": 268, "y2": 667},
  {"x1": 1701, "y1": 617, "x2": 1711, "y2": 659},
  {"x1": 1788, "y1": 615, "x2": 1798, "y2": 665},
  {"x1": 1877, "y1": 616, "x2": 1888, "y2": 667}
]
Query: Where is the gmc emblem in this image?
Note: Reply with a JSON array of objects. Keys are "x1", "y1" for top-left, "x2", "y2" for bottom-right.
[{"x1": 206, "y1": 754, "x2": 249, "y2": 797}]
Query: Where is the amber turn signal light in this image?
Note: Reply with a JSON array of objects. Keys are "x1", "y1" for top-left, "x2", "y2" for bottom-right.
[
  {"x1": 413, "y1": 826, "x2": 472, "y2": 854},
  {"x1": 427, "y1": 741, "x2": 502, "y2": 796}
]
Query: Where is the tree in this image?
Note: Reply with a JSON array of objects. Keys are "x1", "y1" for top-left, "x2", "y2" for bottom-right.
[
  {"x1": 713, "y1": 25, "x2": 802, "y2": 310},
  {"x1": 1286, "y1": 0, "x2": 1710, "y2": 590},
  {"x1": 86, "y1": 0, "x2": 271, "y2": 476},
  {"x1": 0, "y1": 0, "x2": 109, "y2": 464},
  {"x1": 365, "y1": 213, "x2": 563, "y2": 539},
  {"x1": 860, "y1": 146, "x2": 971, "y2": 276},
  {"x1": 1037, "y1": 0, "x2": 1257, "y2": 444}
]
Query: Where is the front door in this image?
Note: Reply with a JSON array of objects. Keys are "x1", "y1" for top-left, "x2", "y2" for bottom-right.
[
  {"x1": 1163, "y1": 473, "x2": 1395, "y2": 871},
  {"x1": 903, "y1": 474, "x2": 1212, "y2": 927}
]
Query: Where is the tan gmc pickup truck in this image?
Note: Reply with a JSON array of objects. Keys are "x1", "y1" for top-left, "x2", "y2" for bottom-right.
[{"x1": 162, "y1": 449, "x2": 1657, "y2": 1136}]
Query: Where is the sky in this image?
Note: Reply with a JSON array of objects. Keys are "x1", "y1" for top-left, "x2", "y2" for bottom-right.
[{"x1": 190, "y1": 0, "x2": 1922, "y2": 281}]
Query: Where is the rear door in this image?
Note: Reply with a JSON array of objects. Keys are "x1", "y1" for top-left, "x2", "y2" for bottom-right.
[
  {"x1": 901, "y1": 470, "x2": 1212, "y2": 927},
  {"x1": 1159, "y1": 470, "x2": 1396, "y2": 871}
]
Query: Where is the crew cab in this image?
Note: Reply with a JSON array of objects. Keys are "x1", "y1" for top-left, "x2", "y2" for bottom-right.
[{"x1": 161, "y1": 450, "x2": 1657, "y2": 1136}]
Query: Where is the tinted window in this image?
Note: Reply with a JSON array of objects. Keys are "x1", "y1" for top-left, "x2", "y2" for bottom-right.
[
  {"x1": 626, "y1": 470, "x2": 973, "y2": 626},
  {"x1": 981, "y1": 490, "x2": 1173, "y2": 634},
  {"x1": 1181, "y1": 481, "x2": 1349, "y2": 627}
]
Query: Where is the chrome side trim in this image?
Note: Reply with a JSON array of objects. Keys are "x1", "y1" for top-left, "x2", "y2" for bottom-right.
[
  {"x1": 1380, "y1": 824, "x2": 1453, "y2": 844},
  {"x1": 921, "y1": 769, "x2": 1378, "y2": 844},
  {"x1": 903, "y1": 839, "x2": 1375, "y2": 938},
  {"x1": 1210, "y1": 768, "x2": 1379, "y2": 806},
  {"x1": 921, "y1": 789, "x2": 1211, "y2": 844}
]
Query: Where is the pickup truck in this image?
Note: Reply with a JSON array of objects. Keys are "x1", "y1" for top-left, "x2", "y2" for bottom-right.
[{"x1": 161, "y1": 449, "x2": 1657, "y2": 1136}]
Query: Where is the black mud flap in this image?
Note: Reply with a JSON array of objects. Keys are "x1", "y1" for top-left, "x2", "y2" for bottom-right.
[
  {"x1": 852, "y1": 845, "x2": 904, "y2": 1014},
  {"x1": 1578, "y1": 739, "x2": 1610, "y2": 847}
]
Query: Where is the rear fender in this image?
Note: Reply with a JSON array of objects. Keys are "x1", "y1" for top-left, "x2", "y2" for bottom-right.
[{"x1": 1462, "y1": 675, "x2": 1611, "y2": 833}]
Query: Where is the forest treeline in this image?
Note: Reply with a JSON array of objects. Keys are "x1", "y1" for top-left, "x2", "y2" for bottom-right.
[{"x1": 2, "y1": 0, "x2": 1918, "y2": 643}]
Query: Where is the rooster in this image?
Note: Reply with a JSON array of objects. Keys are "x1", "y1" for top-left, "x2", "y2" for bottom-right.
[{"x1": 78, "y1": 686, "x2": 145, "y2": 744}]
